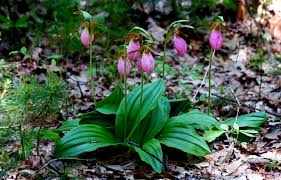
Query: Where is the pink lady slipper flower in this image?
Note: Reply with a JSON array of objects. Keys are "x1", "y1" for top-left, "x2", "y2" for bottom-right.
[
  {"x1": 140, "y1": 52, "x2": 155, "y2": 73},
  {"x1": 126, "y1": 39, "x2": 140, "y2": 61},
  {"x1": 173, "y1": 35, "x2": 187, "y2": 56},
  {"x1": 117, "y1": 58, "x2": 131, "y2": 76},
  {"x1": 209, "y1": 29, "x2": 223, "y2": 50},
  {"x1": 80, "y1": 27, "x2": 94, "y2": 46}
]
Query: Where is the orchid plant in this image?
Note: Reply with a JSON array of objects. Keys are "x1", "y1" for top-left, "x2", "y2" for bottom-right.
[
  {"x1": 55, "y1": 12, "x2": 269, "y2": 173},
  {"x1": 77, "y1": 10, "x2": 107, "y2": 105},
  {"x1": 207, "y1": 16, "x2": 224, "y2": 115}
]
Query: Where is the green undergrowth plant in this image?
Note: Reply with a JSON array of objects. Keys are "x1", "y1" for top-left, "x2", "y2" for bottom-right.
[
  {"x1": 1, "y1": 72, "x2": 67, "y2": 126},
  {"x1": 0, "y1": 72, "x2": 68, "y2": 172},
  {"x1": 249, "y1": 48, "x2": 267, "y2": 70},
  {"x1": 203, "y1": 112, "x2": 268, "y2": 142}
]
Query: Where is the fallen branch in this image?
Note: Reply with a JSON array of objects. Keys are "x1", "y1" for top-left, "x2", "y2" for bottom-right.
[
  {"x1": 211, "y1": 93, "x2": 281, "y2": 117},
  {"x1": 30, "y1": 157, "x2": 97, "y2": 178}
]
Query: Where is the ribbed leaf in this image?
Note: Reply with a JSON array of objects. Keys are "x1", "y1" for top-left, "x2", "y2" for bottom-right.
[
  {"x1": 166, "y1": 111, "x2": 219, "y2": 130},
  {"x1": 159, "y1": 125, "x2": 210, "y2": 156},
  {"x1": 57, "y1": 119, "x2": 80, "y2": 132},
  {"x1": 203, "y1": 130, "x2": 225, "y2": 142},
  {"x1": 134, "y1": 139, "x2": 163, "y2": 173},
  {"x1": 78, "y1": 86, "x2": 123, "y2": 126},
  {"x1": 169, "y1": 98, "x2": 193, "y2": 117},
  {"x1": 55, "y1": 125, "x2": 120, "y2": 157},
  {"x1": 115, "y1": 80, "x2": 165, "y2": 140},
  {"x1": 79, "y1": 9, "x2": 92, "y2": 20},
  {"x1": 96, "y1": 85, "x2": 124, "y2": 115},
  {"x1": 223, "y1": 112, "x2": 268, "y2": 128},
  {"x1": 79, "y1": 111, "x2": 115, "y2": 127},
  {"x1": 141, "y1": 97, "x2": 170, "y2": 142}
]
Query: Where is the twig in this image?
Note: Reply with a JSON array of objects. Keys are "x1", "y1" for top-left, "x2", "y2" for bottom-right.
[
  {"x1": 96, "y1": 162, "x2": 125, "y2": 176},
  {"x1": 31, "y1": 157, "x2": 97, "y2": 178},
  {"x1": 229, "y1": 86, "x2": 241, "y2": 142},
  {"x1": 192, "y1": 64, "x2": 209, "y2": 102},
  {"x1": 229, "y1": 86, "x2": 241, "y2": 122},
  {"x1": 65, "y1": 75, "x2": 86, "y2": 99},
  {"x1": 211, "y1": 93, "x2": 281, "y2": 117}
]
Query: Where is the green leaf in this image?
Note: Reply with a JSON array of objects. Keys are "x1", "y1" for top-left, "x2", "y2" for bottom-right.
[
  {"x1": 168, "y1": 19, "x2": 190, "y2": 29},
  {"x1": 129, "y1": 26, "x2": 152, "y2": 41},
  {"x1": 239, "y1": 129, "x2": 259, "y2": 137},
  {"x1": 165, "y1": 30, "x2": 174, "y2": 45},
  {"x1": 213, "y1": 16, "x2": 224, "y2": 22},
  {"x1": 95, "y1": 24, "x2": 109, "y2": 32},
  {"x1": 95, "y1": 18, "x2": 105, "y2": 24},
  {"x1": 133, "y1": 97, "x2": 170, "y2": 143},
  {"x1": 9, "y1": 51, "x2": 19, "y2": 56},
  {"x1": 20, "y1": 47, "x2": 27, "y2": 55},
  {"x1": 178, "y1": 24, "x2": 194, "y2": 29},
  {"x1": 96, "y1": 85, "x2": 124, "y2": 115},
  {"x1": 159, "y1": 125, "x2": 210, "y2": 156},
  {"x1": 55, "y1": 124, "x2": 120, "y2": 157},
  {"x1": 47, "y1": 55, "x2": 63, "y2": 59},
  {"x1": 78, "y1": 111, "x2": 115, "y2": 127},
  {"x1": 40, "y1": 129, "x2": 61, "y2": 143},
  {"x1": 115, "y1": 79, "x2": 165, "y2": 140},
  {"x1": 233, "y1": 122, "x2": 239, "y2": 131},
  {"x1": 134, "y1": 139, "x2": 163, "y2": 173},
  {"x1": 223, "y1": 112, "x2": 268, "y2": 128},
  {"x1": 0, "y1": 15, "x2": 9, "y2": 23},
  {"x1": 220, "y1": 123, "x2": 229, "y2": 131},
  {"x1": 57, "y1": 119, "x2": 80, "y2": 132},
  {"x1": 84, "y1": 67, "x2": 97, "y2": 75},
  {"x1": 15, "y1": 16, "x2": 29, "y2": 28},
  {"x1": 167, "y1": 111, "x2": 220, "y2": 130},
  {"x1": 79, "y1": 10, "x2": 93, "y2": 20},
  {"x1": 224, "y1": 0, "x2": 237, "y2": 11},
  {"x1": 78, "y1": 86, "x2": 123, "y2": 127},
  {"x1": 51, "y1": 59, "x2": 57, "y2": 66},
  {"x1": 203, "y1": 130, "x2": 225, "y2": 142},
  {"x1": 192, "y1": 65, "x2": 204, "y2": 71},
  {"x1": 169, "y1": 98, "x2": 193, "y2": 117},
  {"x1": 22, "y1": 133, "x2": 33, "y2": 157}
]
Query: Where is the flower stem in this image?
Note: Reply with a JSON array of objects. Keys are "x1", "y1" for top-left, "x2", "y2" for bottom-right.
[
  {"x1": 162, "y1": 40, "x2": 168, "y2": 79},
  {"x1": 138, "y1": 71, "x2": 144, "y2": 122},
  {"x1": 89, "y1": 23, "x2": 96, "y2": 105},
  {"x1": 125, "y1": 71, "x2": 144, "y2": 142},
  {"x1": 208, "y1": 50, "x2": 216, "y2": 115},
  {"x1": 123, "y1": 44, "x2": 128, "y2": 142}
]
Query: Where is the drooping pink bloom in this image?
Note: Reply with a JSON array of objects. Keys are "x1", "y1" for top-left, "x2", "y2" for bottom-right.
[
  {"x1": 117, "y1": 58, "x2": 131, "y2": 76},
  {"x1": 126, "y1": 39, "x2": 140, "y2": 61},
  {"x1": 80, "y1": 27, "x2": 94, "y2": 46},
  {"x1": 173, "y1": 35, "x2": 187, "y2": 56},
  {"x1": 140, "y1": 52, "x2": 155, "y2": 73},
  {"x1": 209, "y1": 30, "x2": 223, "y2": 50}
]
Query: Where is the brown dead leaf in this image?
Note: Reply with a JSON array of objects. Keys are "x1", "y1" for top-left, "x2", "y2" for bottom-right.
[
  {"x1": 264, "y1": 129, "x2": 281, "y2": 140},
  {"x1": 260, "y1": 150, "x2": 281, "y2": 163}
]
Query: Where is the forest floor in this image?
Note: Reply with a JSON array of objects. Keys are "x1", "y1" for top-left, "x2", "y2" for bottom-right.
[{"x1": 1, "y1": 5, "x2": 281, "y2": 180}]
